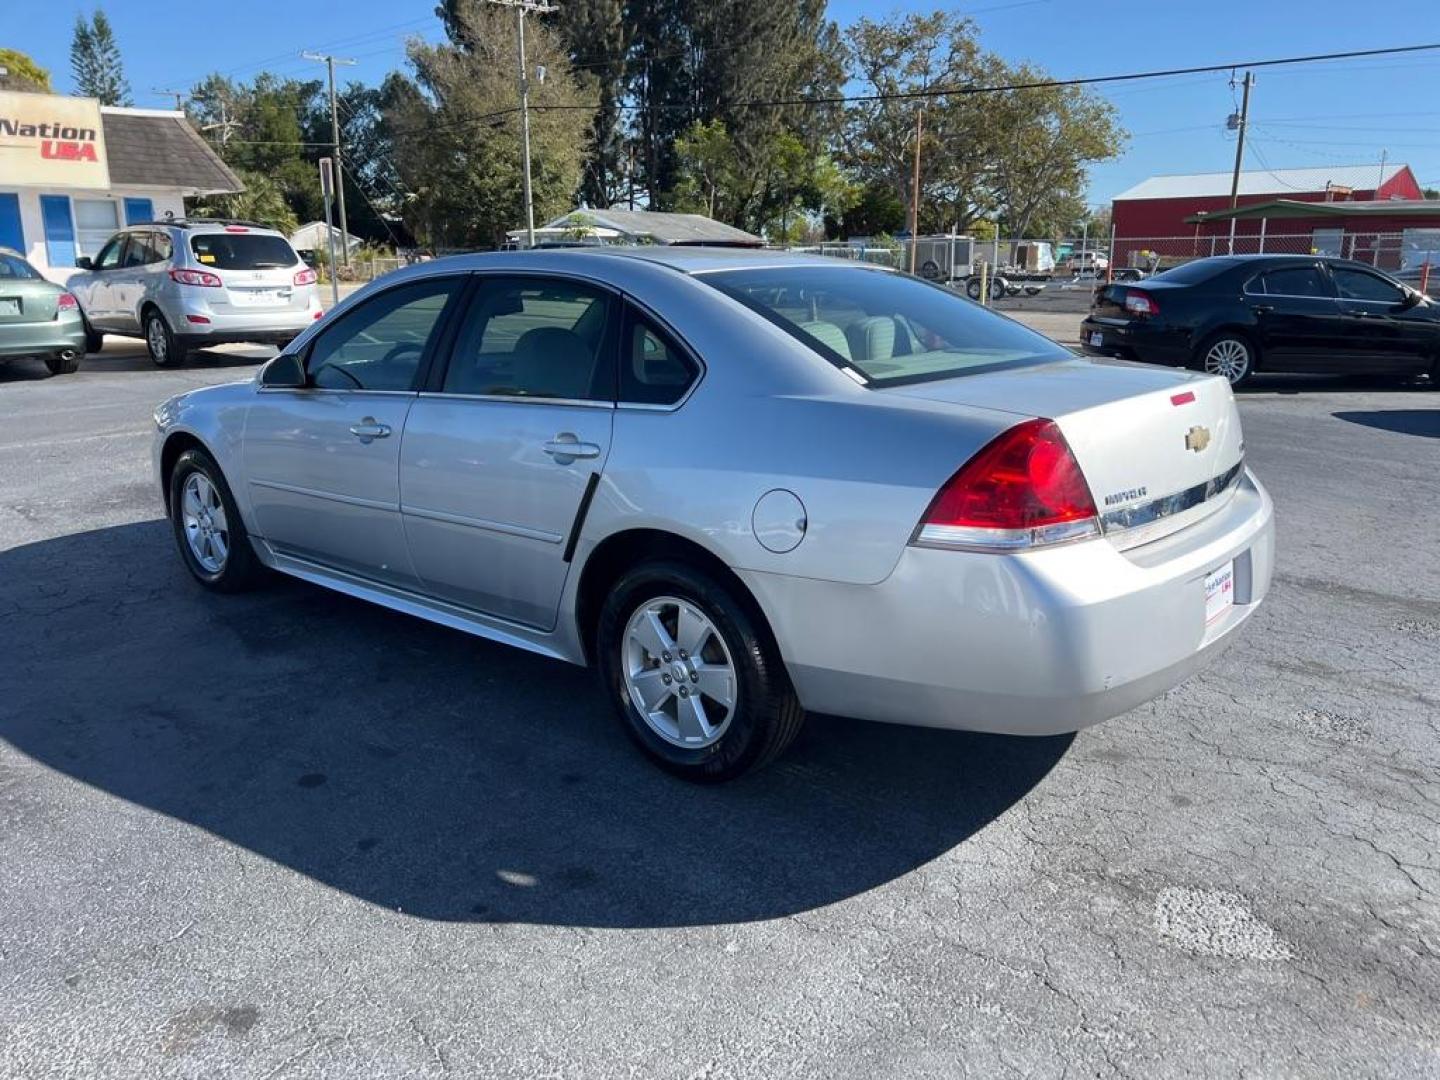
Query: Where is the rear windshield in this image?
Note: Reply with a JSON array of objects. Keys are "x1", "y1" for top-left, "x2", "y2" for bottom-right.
[
  {"x1": 699, "y1": 265, "x2": 1070, "y2": 386},
  {"x1": 189, "y1": 233, "x2": 299, "y2": 270},
  {"x1": 0, "y1": 253, "x2": 40, "y2": 279},
  {"x1": 1150, "y1": 259, "x2": 1229, "y2": 285}
]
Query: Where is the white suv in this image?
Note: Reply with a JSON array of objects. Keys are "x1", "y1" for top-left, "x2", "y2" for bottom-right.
[{"x1": 69, "y1": 219, "x2": 322, "y2": 366}]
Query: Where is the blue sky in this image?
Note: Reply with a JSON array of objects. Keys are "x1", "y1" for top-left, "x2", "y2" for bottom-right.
[{"x1": 11, "y1": 0, "x2": 1440, "y2": 203}]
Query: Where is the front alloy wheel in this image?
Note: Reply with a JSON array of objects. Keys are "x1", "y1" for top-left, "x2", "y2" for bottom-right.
[
  {"x1": 1201, "y1": 335, "x2": 1254, "y2": 387},
  {"x1": 168, "y1": 447, "x2": 265, "y2": 592}
]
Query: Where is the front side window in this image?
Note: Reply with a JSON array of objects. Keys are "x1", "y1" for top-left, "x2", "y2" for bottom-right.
[
  {"x1": 306, "y1": 278, "x2": 460, "y2": 391},
  {"x1": 620, "y1": 307, "x2": 698, "y2": 405},
  {"x1": 93, "y1": 235, "x2": 126, "y2": 271},
  {"x1": 191, "y1": 232, "x2": 299, "y2": 270},
  {"x1": 1256, "y1": 266, "x2": 1331, "y2": 298},
  {"x1": 1332, "y1": 267, "x2": 1405, "y2": 303},
  {"x1": 701, "y1": 265, "x2": 1070, "y2": 385},
  {"x1": 442, "y1": 277, "x2": 613, "y2": 400},
  {"x1": 73, "y1": 199, "x2": 120, "y2": 258}
]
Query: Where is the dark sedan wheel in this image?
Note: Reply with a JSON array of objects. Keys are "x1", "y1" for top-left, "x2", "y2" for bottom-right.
[
  {"x1": 44, "y1": 352, "x2": 81, "y2": 375},
  {"x1": 1197, "y1": 332, "x2": 1255, "y2": 387},
  {"x1": 168, "y1": 448, "x2": 265, "y2": 592},
  {"x1": 597, "y1": 560, "x2": 805, "y2": 782},
  {"x1": 145, "y1": 309, "x2": 186, "y2": 368}
]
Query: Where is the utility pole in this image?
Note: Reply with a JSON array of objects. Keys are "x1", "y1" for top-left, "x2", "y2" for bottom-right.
[
  {"x1": 1377, "y1": 148, "x2": 1388, "y2": 193},
  {"x1": 1226, "y1": 70, "x2": 1254, "y2": 255},
  {"x1": 908, "y1": 107, "x2": 924, "y2": 274},
  {"x1": 486, "y1": 0, "x2": 558, "y2": 247},
  {"x1": 303, "y1": 51, "x2": 357, "y2": 266},
  {"x1": 201, "y1": 100, "x2": 239, "y2": 148},
  {"x1": 153, "y1": 87, "x2": 186, "y2": 111}
]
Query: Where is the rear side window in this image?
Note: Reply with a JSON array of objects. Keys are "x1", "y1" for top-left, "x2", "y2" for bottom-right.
[
  {"x1": 190, "y1": 232, "x2": 298, "y2": 270},
  {"x1": 620, "y1": 307, "x2": 698, "y2": 405},
  {"x1": 1253, "y1": 266, "x2": 1331, "y2": 298},
  {"x1": 701, "y1": 265, "x2": 1068, "y2": 386}
]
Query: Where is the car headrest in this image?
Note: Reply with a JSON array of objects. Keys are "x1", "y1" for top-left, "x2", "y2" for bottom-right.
[
  {"x1": 798, "y1": 320, "x2": 852, "y2": 361},
  {"x1": 513, "y1": 327, "x2": 595, "y2": 400}
]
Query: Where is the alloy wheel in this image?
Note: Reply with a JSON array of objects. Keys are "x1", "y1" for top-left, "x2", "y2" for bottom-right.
[
  {"x1": 147, "y1": 316, "x2": 168, "y2": 364},
  {"x1": 622, "y1": 595, "x2": 738, "y2": 749},
  {"x1": 1203, "y1": 338, "x2": 1250, "y2": 384},
  {"x1": 181, "y1": 471, "x2": 229, "y2": 573}
]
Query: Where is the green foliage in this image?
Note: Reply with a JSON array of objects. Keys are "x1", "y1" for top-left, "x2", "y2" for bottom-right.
[
  {"x1": 0, "y1": 49, "x2": 52, "y2": 93},
  {"x1": 70, "y1": 9, "x2": 131, "y2": 106},
  {"x1": 191, "y1": 168, "x2": 300, "y2": 234}
]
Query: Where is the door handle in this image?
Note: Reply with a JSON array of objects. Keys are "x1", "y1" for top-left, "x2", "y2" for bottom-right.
[
  {"x1": 1250, "y1": 304, "x2": 1274, "y2": 314},
  {"x1": 1351, "y1": 310, "x2": 1374, "y2": 318},
  {"x1": 349, "y1": 418, "x2": 392, "y2": 441},
  {"x1": 543, "y1": 435, "x2": 601, "y2": 461}
]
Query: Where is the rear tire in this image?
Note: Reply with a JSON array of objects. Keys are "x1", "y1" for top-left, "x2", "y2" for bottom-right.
[
  {"x1": 145, "y1": 308, "x2": 186, "y2": 368},
  {"x1": 596, "y1": 560, "x2": 805, "y2": 782},
  {"x1": 44, "y1": 352, "x2": 81, "y2": 375},
  {"x1": 168, "y1": 448, "x2": 266, "y2": 592},
  {"x1": 1196, "y1": 331, "x2": 1255, "y2": 388}
]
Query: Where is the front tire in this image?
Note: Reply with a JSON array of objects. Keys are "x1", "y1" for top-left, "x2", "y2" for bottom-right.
[
  {"x1": 596, "y1": 560, "x2": 805, "y2": 782},
  {"x1": 168, "y1": 448, "x2": 265, "y2": 592},
  {"x1": 145, "y1": 309, "x2": 185, "y2": 368},
  {"x1": 1197, "y1": 332, "x2": 1255, "y2": 388}
]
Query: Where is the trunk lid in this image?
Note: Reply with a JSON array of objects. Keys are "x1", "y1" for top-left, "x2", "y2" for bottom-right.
[
  {"x1": 0, "y1": 281, "x2": 60, "y2": 325},
  {"x1": 884, "y1": 358, "x2": 1245, "y2": 548}
]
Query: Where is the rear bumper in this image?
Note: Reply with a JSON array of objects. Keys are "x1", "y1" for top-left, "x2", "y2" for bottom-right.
[
  {"x1": 170, "y1": 292, "x2": 321, "y2": 345},
  {"x1": 0, "y1": 316, "x2": 86, "y2": 359},
  {"x1": 741, "y1": 469, "x2": 1274, "y2": 735},
  {"x1": 1080, "y1": 317, "x2": 1192, "y2": 367}
]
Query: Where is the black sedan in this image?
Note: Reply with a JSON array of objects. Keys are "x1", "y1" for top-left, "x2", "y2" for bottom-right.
[{"x1": 1080, "y1": 255, "x2": 1439, "y2": 387}]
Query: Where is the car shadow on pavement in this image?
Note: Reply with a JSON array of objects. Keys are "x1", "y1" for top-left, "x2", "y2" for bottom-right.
[
  {"x1": 1332, "y1": 409, "x2": 1440, "y2": 439},
  {"x1": 0, "y1": 346, "x2": 273, "y2": 383},
  {"x1": 0, "y1": 521, "x2": 1069, "y2": 928}
]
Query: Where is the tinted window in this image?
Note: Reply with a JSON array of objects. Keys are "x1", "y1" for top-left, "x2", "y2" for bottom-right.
[
  {"x1": 1151, "y1": 260, "x2": 1229, "y2": 285},
  {"x1": 0, "y1": 253, "x2": 39, "y2": 279},
  {"x1": 1333, "y1": 267, "x2": 1405, "y2": 303},
  {"x1": 121, "y1": 232, "x2": 167, "y2": 267},
  {"x1": 190, "y1": 232, "x2": 299, "y2": 270},
  {"x1": 1256, "y1": 266, "x2": 1330, "y2": 298},
  {"x1": 442, "y1": 277, "x2": 613, "y2": 400},
  {"x1": 620, "y1": 307, "x2": 698, "y2": 405},
  {"x1": 307, "y1": 278, "x2": 459, "y2": 391},
  {"x1": 701, "y1": 265, "x2": 1069, "y2": 385}
]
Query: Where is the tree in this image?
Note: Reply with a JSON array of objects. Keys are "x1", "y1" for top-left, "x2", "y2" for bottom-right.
[
  {"x1": 555, "y1": 0, "x2": 632, "y2": 208},
  {"x1": 191, "y1": 168, "x2": 299, "y2": 234},
  {"x1": 0, "y1": 49, "x2": 52, "y2": 93},
  {"x1": 70, "y1": 9, "x2": 132, "y2": 106},
  {"x1": 387, "y1": 2, "x2": 594, "y2": 248},
  {"x1": 1425, "y1": 188, "x2": 1439, "y2": 200},
  {"x1": 826, "y1": 181, "x2": 906, "y2": 239}
]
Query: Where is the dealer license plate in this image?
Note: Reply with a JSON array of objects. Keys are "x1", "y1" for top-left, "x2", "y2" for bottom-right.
[
  {"x1": 0, "y1": 298, "x2": 20, "y2": 317},
  {"x1": 1089, "y1": 331, "x2": 1103, "y2": 347},
  {"x1": 1204, "y1": 561, "x2": 1235, "y2": 624}
]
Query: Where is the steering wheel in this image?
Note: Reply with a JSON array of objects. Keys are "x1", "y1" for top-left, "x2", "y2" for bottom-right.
[{"x1": 382, "y1": 342, "x2": 424, "y2": 365}]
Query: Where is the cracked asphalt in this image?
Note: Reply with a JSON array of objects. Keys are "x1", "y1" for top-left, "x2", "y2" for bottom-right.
[{"x1": 1, "y1": 335, "x2": 1437, "y2": 1078}]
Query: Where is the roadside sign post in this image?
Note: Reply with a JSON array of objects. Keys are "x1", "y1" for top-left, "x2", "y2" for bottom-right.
[{"x1": 319, "y1": 157, "x2": 340, "y2": 307}]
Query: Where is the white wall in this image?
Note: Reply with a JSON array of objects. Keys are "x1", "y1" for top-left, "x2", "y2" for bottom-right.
[{"x1": 4, "y1": 186, "x2": 186, "y2": 283}]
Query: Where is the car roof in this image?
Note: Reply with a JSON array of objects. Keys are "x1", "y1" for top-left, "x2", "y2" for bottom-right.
[{"x1": 415, "y1": 246, "x2": 892, "y2": 276}]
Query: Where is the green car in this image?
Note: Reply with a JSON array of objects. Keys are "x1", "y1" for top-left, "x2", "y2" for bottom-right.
[{"x1": 0, "y1": 247, "x2": 87, "y2": 375}]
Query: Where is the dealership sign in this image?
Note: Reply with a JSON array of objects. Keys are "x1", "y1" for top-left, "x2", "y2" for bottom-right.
[{"x1": 0, "y1": 91, "x2": 110, "y2": 189}]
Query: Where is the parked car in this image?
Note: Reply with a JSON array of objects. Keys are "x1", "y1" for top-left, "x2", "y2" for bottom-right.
[
  {"x1": 1062, "y1": 251, "x2": 1109, "y2": 275},
  {"x1": 152, "y1": 249, "x2": 1273, "y2": 781},
  {"x1": 1081, "y1": 255, "x2": 1440, "y2": 387},
  {"x1": 69, "y1": 219, "x2": 322, "y2": 367},
  {"x1": 0, "y1": 247, "x2": 86, "y2": 375}
]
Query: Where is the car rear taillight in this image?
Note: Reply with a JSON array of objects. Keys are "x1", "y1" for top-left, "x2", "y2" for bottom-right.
[
  {"x1": 293, "y1": 268, "x2": 318, "y2": 286},
  {"x1": 56, "y1": 292, "x2": 78, "y2": 312},
  {"x1": 913, "y1": 418, "x2": 1100, "y2": 551},
  {"x1": 169, "y1": 268, "x2": 222, "y2": 287},
  {"x1": 1123, "y1": 289, "x2": 1160, "y2": 318}
]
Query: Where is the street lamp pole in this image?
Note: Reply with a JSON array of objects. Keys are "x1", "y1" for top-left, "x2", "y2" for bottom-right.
[{"x1": 486, "y1": 0, "x2": 559, "y2": 248}]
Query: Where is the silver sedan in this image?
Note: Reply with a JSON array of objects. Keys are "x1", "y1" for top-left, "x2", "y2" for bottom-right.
[{"x1": 152, "y1": 248, "x2": 1274, "y2": 780}]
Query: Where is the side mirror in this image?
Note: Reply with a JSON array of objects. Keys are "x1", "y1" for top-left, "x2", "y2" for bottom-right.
[
  {"x1": 75, "y1": 256, "x2": 94, "y2": 270},
  {"x1": 259, "y1": 352, "x2": 307, "y2": 389},
  {"x1": 1399, "y1": 289, "x2": 1422, "y2": 310}
]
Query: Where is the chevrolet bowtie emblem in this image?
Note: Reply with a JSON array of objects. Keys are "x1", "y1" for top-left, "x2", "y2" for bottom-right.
[{"x1": 1185, "y1": 425, "x2": 1211, "y2": 453}]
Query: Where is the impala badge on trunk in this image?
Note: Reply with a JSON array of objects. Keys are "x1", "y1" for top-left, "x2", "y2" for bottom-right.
[{"x1": 1185, "y1": 425, "x2": 1211, "y2": 453}]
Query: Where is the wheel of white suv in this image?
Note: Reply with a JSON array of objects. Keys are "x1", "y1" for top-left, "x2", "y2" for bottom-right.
[
  {"x1": 596, "y1": 560, "x2": 805, "y2": 782},
  {"x1": 145, "y1": 308, "x2": 185, "y2": 368}
]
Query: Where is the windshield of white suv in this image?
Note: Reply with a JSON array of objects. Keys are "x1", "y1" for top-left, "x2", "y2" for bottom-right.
[
  {"x1": 700, "y1": 265, "x2": 1071, "y2": 385},
  {"x1": 189, "y1": 232, "x2": 299, "y2": 270}
]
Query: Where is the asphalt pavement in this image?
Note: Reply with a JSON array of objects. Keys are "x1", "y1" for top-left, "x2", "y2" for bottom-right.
[{"x1": 1, "y1": 332, "x2": 1437, "y2": 1078}]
